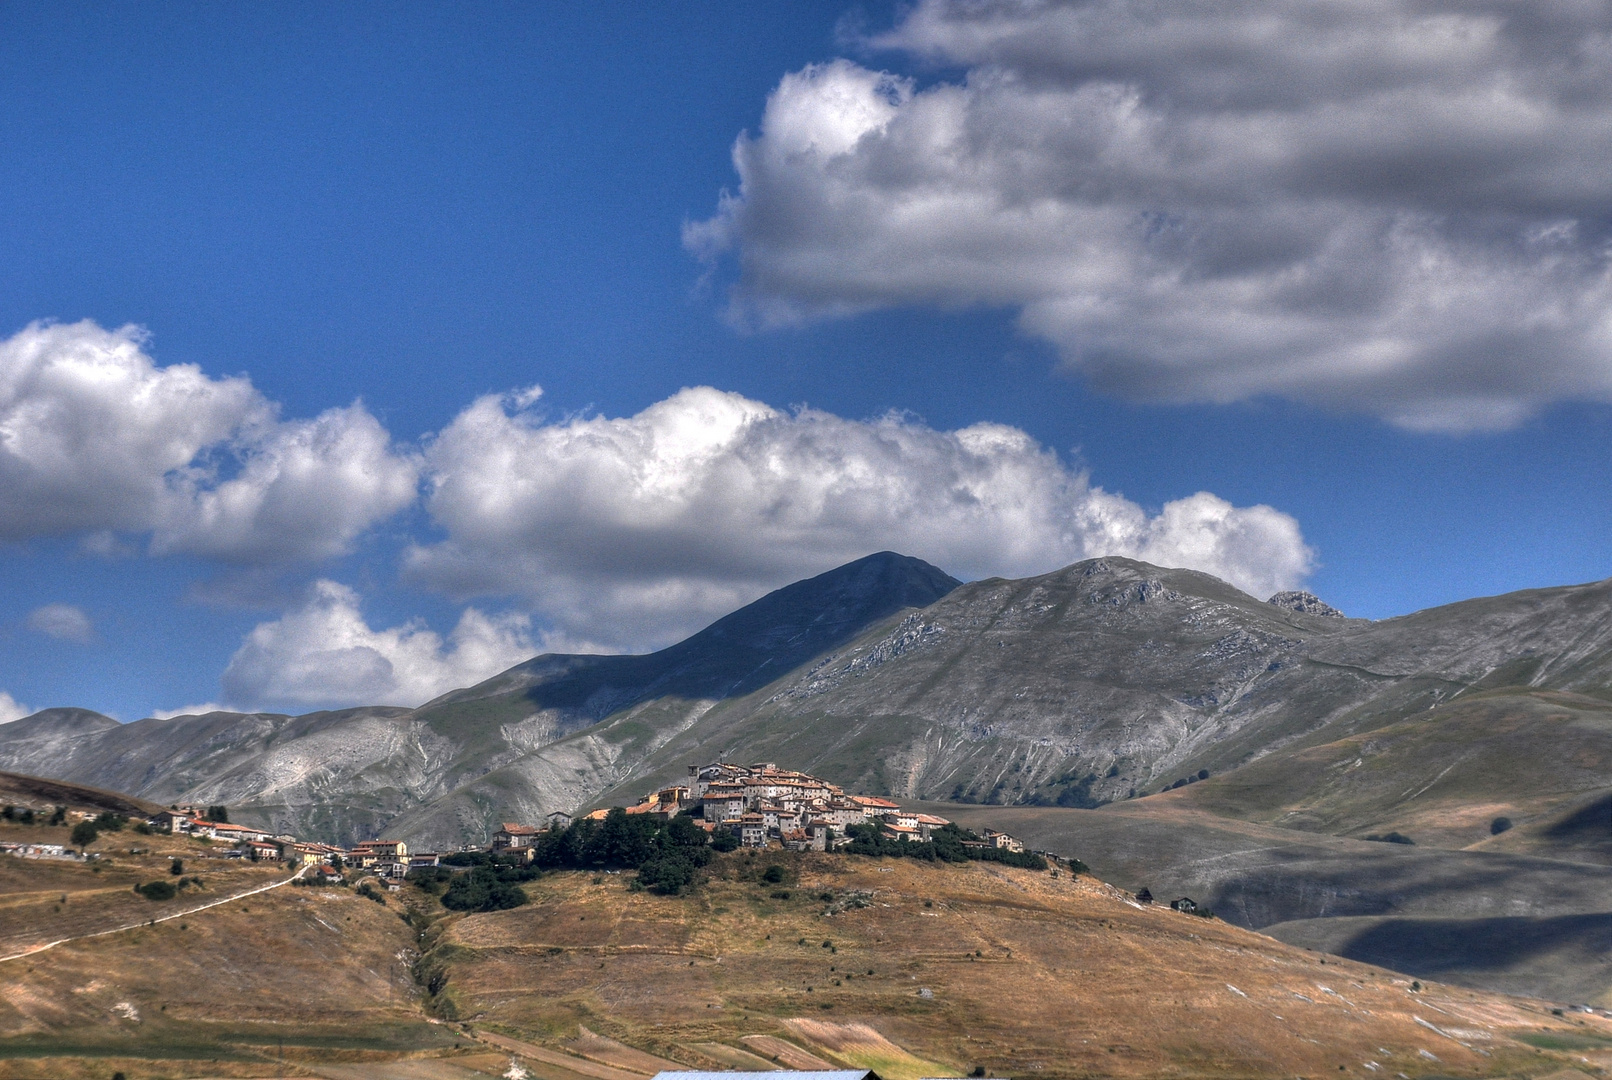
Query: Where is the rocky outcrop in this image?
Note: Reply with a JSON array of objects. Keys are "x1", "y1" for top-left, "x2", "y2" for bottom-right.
[{"x1": 1267, "y1": 590, "x2": 1347, "y2": 618}]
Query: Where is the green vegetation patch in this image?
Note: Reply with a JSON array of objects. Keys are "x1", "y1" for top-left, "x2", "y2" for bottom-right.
[
  {"x1": 470, "y1": 807, "x2": 719, "y2": 895},
  {"x1": 0, "y1": 1019, "x2": 458, "y2": 1060},
  {"x1": 1514, "y1": 1030, "x2": 1612, "y2": 1051},
  {"x1": 843, "y1": 822, "x2": 1049, "y2": 870}
]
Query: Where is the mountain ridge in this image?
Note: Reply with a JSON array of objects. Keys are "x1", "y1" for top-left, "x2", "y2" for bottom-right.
[{"x1": 3, "y1": 553, "x2": 1610, "y2": 855}]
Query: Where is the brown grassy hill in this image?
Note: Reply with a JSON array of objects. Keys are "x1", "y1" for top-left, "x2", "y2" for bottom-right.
[
  {"x1": 420, "y1": 853, "x2": 1612, "y2": 1080},
  {"x1": 0, "y1": 770, "x2": 166, "y2": 819},
  {"x1": 0, "y1": 813, "x2": 456, "y2": 1079},
  {"x1": 3, "y1": 830, "x2": 1611, "y2": 1080},
  {"x1": 0, "y1": 818, "x2": 291, "y2": 961}
]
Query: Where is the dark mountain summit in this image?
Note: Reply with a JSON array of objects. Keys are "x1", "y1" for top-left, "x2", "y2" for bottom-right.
[{"x1": 427, "y1": 550, "x2": 961, "y2": 718}]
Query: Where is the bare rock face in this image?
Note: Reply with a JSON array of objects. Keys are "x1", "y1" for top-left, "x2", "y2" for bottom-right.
[
  {"x1": 1266, "y1": 590, "x2": 1347, "y2": 618},
  {"x1": 1257, "y1": 593, "x2": 1347, "y2": 618}
]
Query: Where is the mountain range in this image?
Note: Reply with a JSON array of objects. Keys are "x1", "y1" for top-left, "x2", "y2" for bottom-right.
[
  {"x1": 3, "y1": 551, "x2": 1608, "y2": 853},
  {"x1": 3, "y1": 550, "x2": 1609, "y2": 1002}
]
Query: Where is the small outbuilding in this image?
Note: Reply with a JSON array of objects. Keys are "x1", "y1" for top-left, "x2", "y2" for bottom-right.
[{"x1": 1170, "y1": 896, "x2": 1198, "y2": 913}]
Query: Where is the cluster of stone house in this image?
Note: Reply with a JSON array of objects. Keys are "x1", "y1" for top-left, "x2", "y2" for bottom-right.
[
  {"x1": 690, "y1": 762, "x2": 968, "y2": 851},
  {"x1": 147, "y1": 808, "x2": 431, "y2": 880},
  {"x1": 488, "y1": 761, "x2": 1027, "y2": 856}
]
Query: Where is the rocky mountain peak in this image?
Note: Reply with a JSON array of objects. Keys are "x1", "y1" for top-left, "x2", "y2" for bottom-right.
[{"x1": 1267, "y1": 590, "x2": 1346, "y2": 618}]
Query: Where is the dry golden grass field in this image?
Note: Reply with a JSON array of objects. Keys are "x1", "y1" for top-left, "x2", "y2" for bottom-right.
[
  {"x1": 4, "y1": 810, "x2": 1611, "y2": 1080},
  {"x1": 422, "y1": 852, "x2": 1612, "y2": 1080}
]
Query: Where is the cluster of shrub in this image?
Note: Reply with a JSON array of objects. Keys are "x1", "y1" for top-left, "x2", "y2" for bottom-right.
[
  {"x1": 406, "y1": 809, "x2": 729, "y2": 910},
  {"x1": 355, "y1": 881, "x2": 390, "y2": 904},
  {"x1": 134, "y1": 874, "x2": 203, "y2": 901},
  {"x1": 1162, "y1": 769, "x2": 1211, "y2": 792},
  {"x1": 1, "y1": 805, "x2": 67, "y2": 826},
  {"x1": 411, "y1": 855, "x2": 537, "y2": 911},
  {"x1": 534, "y1": 808, "x2": 728, "y2": 894},
  {"x1": 842, "y1": 821, "x2": 1053, "y2": 871},
  {"x1": 70, "y1": 810, "x2": 128, "y2": 848}
]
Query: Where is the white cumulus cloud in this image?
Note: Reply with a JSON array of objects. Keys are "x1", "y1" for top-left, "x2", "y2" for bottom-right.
[
  {"x1": 0, "y1": 320, "x2": 417, "y2": 561},
  {"x1": 0, "y1": 692, "x2": 30, "y2": 724},
  {"x1": 688, "y1": 1, "x2": 1612, "y2": 430},
  {"x1": 26, "y1": 603, "x2": 94, "y2": 644},
  {"x1": 219, "y1": 580, "x2": 536, "y2": 710},
  {"x1": 151, "y1": 402, "x2": 420, "y2": 564},
  {"x1": 405, "y1": 385, "x2": 1312, "y2": 650}
]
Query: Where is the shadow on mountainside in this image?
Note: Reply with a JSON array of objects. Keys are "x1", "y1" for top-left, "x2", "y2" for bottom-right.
[
  {"x1": 923, "y1": 799, "x2": 1612, "y2": 1003},
  {"x1": 424, "y1": 551, "x2": 961, "y2": 728},
  {"x1": 927, "y1": 801, "x2": 1612, "y2": 925},
  {"x1": 1266, "y1": 912, "x2": 1612, "y2": 1004},
  {"x1": 1546, "y1": 792, "x2": 1612, "y2": 843}
]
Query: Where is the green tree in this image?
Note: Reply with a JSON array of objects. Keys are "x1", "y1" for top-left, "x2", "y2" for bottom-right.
[
  {"x1": 636, "y1": 854, "x2": 696, "y2": 895},
  {"x1": 170, "y1": 858, "x2": 184, "y2": 876},
  {"x1": 441, "y1": 867, "x2": 529, "y2": 912},
  {"x1": 70, "y1": 821, "x2": 99, "y2": 848},
  {"x1": 207, "y1": 805, "x2": 229, "y2": 823}
]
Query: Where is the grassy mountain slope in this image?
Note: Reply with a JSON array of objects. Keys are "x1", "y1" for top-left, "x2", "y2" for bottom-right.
[
  {"x1": 1175, "y1": 688, "x2": 1612, "y2": 851},
  {"x1": 0, "y1": 771, "x2": 166, "y2": 819},
  {"x1": 569, "y1": 560, "x2": 1612, "y2": 821}
]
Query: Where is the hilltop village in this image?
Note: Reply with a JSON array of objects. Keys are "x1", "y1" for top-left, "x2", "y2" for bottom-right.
[
  {"x1": 0, "y1": 762, "x2": 1029, "y2": 886},
  {"x1": 495, "y1": 761, "x2": 1026, "y2": 857}
]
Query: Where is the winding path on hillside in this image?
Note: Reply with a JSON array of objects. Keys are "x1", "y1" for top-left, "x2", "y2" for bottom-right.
[{"x1": 0, "y1": 863, "x2": 307, "y2": 964}]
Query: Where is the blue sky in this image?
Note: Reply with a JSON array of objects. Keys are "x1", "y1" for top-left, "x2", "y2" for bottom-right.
[{"x1": 3, "y1": 1, "x2": 1611, "y2": 721}]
